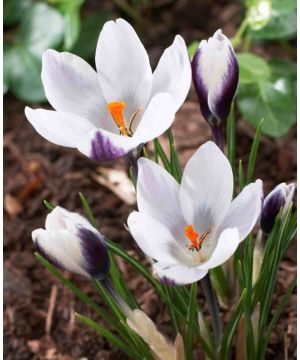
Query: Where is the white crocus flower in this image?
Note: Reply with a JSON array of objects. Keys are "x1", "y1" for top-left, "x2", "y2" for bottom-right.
[
  {"x1": 25, "y1": 18, "x2": 191, "y2": 162},
  {"x1": 128, "y1": 141, "x2": 262, "y2": 285},
  {"x1": 33, "y1": 207, "x2": 110, "y2": 279}
]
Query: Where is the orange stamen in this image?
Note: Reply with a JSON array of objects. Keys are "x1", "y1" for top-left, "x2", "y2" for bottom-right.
[
  {"x1": 185, "y1": 225, "x2": 199, "y2": 249},
  {"x1": 107, "y1": 101, "x2": 128, "y2": 135}
]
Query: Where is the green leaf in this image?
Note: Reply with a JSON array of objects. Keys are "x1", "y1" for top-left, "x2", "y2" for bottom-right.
[
  {"x1": 19, "y1": 3, "x2": 64, "y2": 58},
  {"x1": 72, "y1": 11, "x2": 111, "y2": 60},
  {"x1": 4, "y1": 45, "x2": 46, "y2": 102},
  {"x1": 250, "y1": 0, "x2": 296, "y2": 40},
  {"x1": 237, "y1": 60, "x2": 296, "y2": 137},
  {"x1": 237, "y1": 53, "x2": 271, "y2": 83},
  {"x1": 188, "y1": 41, "x2": 199, "y2": 59},
  {"x1": 246, "y1": 0, "x2": 272, "y2": 31},
  {"x1": 4, "y1": 0, "x2": 32, "y2": 27}
]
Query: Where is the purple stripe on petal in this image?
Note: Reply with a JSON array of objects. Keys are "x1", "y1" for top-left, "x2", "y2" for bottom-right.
[
  {"x1": 260, "y1": 191, "x2": 286, "y2": 234},
  {"x1": 213, "y1": 47, "x2": 239, "y2": 122},
  {"x1": 35, "y1": 240, "x2": 65, "y2": 271},
  {"x1": 160, "y1": 276, "x2": 178, "y2": 287},
  {"x1": 192, "y1": 48, "x2": 212, "y2": 122},
  {"x1": 90, "y1": 131, "x2": 129, "y2": 162},
  {"x1": 78, "y1": 227, "x2": 110, "y2": 279}
]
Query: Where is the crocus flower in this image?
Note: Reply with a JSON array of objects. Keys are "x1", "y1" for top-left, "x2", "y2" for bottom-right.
[
  {"x1": 192, "y1": 30, "x2": 239, "y2": 126},
  {"x1": 128, "y1": 141, "x2": 262, "y2": 285},
  {"x1": 260, "y1": 182, "x2": 295, "y2": 233},
  {"x1": 25, "y1": 18, "x2": 191, "y2": 162},
  {"x1": 33, "y1": 207, "x2": 110, "y2": 279}
]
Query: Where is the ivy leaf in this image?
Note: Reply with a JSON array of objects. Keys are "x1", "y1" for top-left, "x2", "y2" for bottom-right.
[
  {"x1": 237, "y1": 53, "x2": 271, "y2": 83},
  {"x1": 72, "y1": 11, "x2": 111, "y2": 60},
  {"x1": 19, "y1": 3, "x2": 64, "y2": 58},
  {"x1": 4, "y1": 45, "x2": 46, "y2": 102},
  {"x1": 237, "y1": 59, "x2": 296, "y2": 137},
  {"x1": 249, "y1": 0, "x2": 296, "y2": 40},
  {"x1": 4, "y1": 0, "x2": 32, "y2": 27}
]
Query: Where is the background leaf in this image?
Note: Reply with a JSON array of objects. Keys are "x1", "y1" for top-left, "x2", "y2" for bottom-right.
[
  {"x1": 72, "y1": 11, "x2": 111, "y2": 60},
  {"x1": 237, "y1": 52, "x2": 271, "y2": 83},
  {"x1": 4, "y1": 0, "x2": 32, "y2": 27},
  {"x1": 19, "y1": 3, "x2": 64, "y2": 58},
  {"x1": 249, "y1": 0, "x2": 296, "y2": 40},
  {"x1": 237, "y1": 59, "x2": 296, "y2": 137}
]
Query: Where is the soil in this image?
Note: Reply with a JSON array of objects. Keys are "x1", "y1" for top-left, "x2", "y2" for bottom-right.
[{"x1": 4, "y1": 1, "x2": 296, "y2": 359}]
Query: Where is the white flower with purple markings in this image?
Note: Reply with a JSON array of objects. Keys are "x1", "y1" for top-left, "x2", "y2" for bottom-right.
[
  {"x1": 260, "y1": 182, "x2": 295, "y2": 233},
  {"x1": 32, "y1": 207, "x2": 110, "y2": 279},
  {"x1": 192, "y1": 30, "x2": 239, "y2": 125},
  {"x1": 128, "y1": 141, "x2": 262, "y2": 285},
  {"x1": 25, "y1": 18, "x2": 191, "y2": 162}
]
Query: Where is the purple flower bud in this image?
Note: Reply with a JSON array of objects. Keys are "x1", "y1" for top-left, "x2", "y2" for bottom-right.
[
  {"x1": 32, "y1": 207, "x2": 110, "y2": 279},
  {"x1": 192, "y1": 30, "x2": 239, "y2": 125},
  {"x1": 260, "y1": 183, "x2": 295, "y2": 233}
]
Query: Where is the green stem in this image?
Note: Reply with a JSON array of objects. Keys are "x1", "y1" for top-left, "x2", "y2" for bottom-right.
[{"x1": 201, "y1": 274, "x2": 222, "y2": 351}]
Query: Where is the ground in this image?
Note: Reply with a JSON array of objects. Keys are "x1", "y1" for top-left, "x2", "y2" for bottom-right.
[{"x1": 4, "y1": 0, "x2": 296, "y2": 359}]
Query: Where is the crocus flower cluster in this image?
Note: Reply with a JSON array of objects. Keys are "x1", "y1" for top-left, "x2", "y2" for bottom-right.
[
  {"x1": 25, "y1": 19, "x2": 191, "y2": 162},
  {"x1": 26, "y1": 17, "x2": 294, "y2": 359}
]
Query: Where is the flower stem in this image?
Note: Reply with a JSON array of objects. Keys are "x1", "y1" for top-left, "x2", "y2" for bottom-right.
[
  {"x1": 201, "y1": 274, "x2": 222, "y2": 351},
  {"x1": 211, "y1": 124, "x2": 224, "y2": 152}
]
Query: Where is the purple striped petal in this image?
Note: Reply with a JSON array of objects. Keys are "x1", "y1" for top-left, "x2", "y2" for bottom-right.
[
  {"x1": 192, "y1": 30, "x2": 239, "y2": 125},
  {"x1": 78, "y1": 227, "x2": 110, "y2": 279},
  {"x1": 34, "y1": 239, "x2": 65, "y2": 271},
  {"x1": 78, "y1": 128, "x2": 136, "y2": 162}
]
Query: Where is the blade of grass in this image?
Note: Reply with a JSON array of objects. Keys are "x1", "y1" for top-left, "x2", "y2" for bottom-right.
[
  {"x1": 153, "y1": 138, "x2": 171, "y2": 172},
  {"x1": 246, "y1": 119, "x2": 263, "y2": 184},
  {"x1": 226, "y1": 103, "x2": 236, "y2": 172},
  {"x1": 75, "y1": 312, "x2": 141, "y2": 360},
  {"x1": 185, "y1": 282, "x2": 198, "y2": 360}
]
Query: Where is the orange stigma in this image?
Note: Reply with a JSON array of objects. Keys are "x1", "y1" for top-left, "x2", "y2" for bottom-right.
[
  {"x1": 185, "y1": 225, "x2": 211, "y2": 252},
  {"x1": 107, "y1": 101, "x2": 128, "y2": 135}
]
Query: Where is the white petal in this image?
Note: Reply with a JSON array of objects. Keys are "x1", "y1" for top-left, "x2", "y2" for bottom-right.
[
  {"x1": 127, "y1": 211, "x2": 190, "y2": 264},
  {"x1": 42, "y1": 50, "x2": 115, "y2": 132},
  {"x1": 153, "y1": 262, "x2": 208, "y2": 285},
  {"x1": 96, "y1": 18, "x2": 152, "y2": 125},
  {"x1": 132, "y1": 93, "x2": 175, "y2": 144},
  {"x1": 32, "y1": 228, "x2": 88, "y2": 277},
  {"x1": 136, "y1": 158, "x2": 186, "y2": 241},
  {"x1": 46, "y1": 206, "x2": 93, "y2": 232},
  {"x1": 197, "y1": 228, "x2": 240, "y2": 270},
  {"x1": 219, "y1": 180, "x2": 263, "y2": 241},
  {"x1": 25, "y1": 107, "x2": 96, "y2": 147},
  {"x1": 180, "y1": 141, "x2": 233, "y2": 231},
  {"x1": 77, "y1": 127, "x2": 136, "y2": 162},
  {"x1": 151, "y1": 35, "x2": 191, "y2": 112}
]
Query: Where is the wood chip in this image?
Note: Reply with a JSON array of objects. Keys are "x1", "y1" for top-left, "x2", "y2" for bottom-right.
[
  {"x1": 4, "y1": 194, "x2": 23, "y2": 217},
  {"x1": 92, "y1": 167, "x2": 136, "y2": 205}
]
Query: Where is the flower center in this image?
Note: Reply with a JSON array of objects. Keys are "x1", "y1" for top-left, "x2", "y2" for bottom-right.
[
  {"x1": 185, "y1": 224, "x2": 211, "y2": 252},
  {"x1": 107, "y1": 101, "x2": 131, "y2": 136}
]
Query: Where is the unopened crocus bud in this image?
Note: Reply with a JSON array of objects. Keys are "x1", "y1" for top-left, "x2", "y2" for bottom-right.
[
  {"x1": 260, "y1": 183, "x2": 295, "y2": 233},
  {"x1": 33, "y1": 206, "x2": 110, "y2": 279},
  {"x1": 192, "y1": 30, "x2": 239, "y2": 126}
]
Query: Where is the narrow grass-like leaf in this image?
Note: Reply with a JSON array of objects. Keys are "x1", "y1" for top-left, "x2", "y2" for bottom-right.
[
  {"x1": 185, "y1": 282, "x2": 197, "y2": 360},
  {"x1": 35, "y1": 253, "x2": 114, "y2": 325},
  {"x1": 75, "y1": 312, "x2": 141, "y2": 360},
  {"x1": 167, "y1": 129, "x2": 182, "y2": 182},
  {"x1": 220, "y1": 289, "x2": 247, "y2": 359},
  {"x1": 266, "y1": 275, "x2": 296, "y2": 338},
  {"x1": 226, "y1": 103, "x2": 236, "y2": 172},
  {"x1": 153, "y1": 138, "x2": 171, "y2": 172},
  {"x1": 43, "y1": 200, "x2": 55, "y2": 210},
  {"x1": 238, "y1": 159, "x2": 245, "y2": 191},
  {"x1": 246, "y1": 119, "x2": 263, "y2": 183}
]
